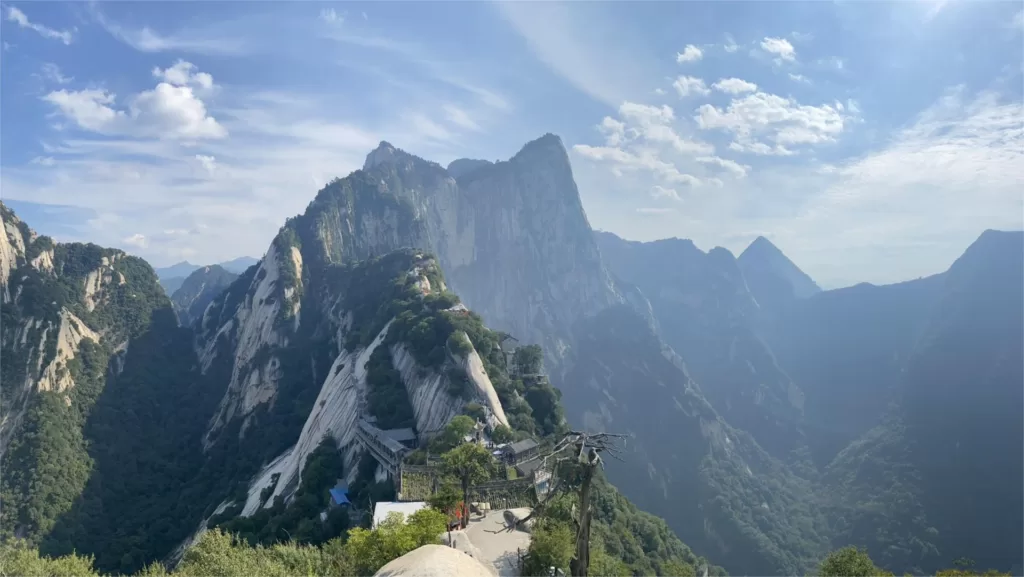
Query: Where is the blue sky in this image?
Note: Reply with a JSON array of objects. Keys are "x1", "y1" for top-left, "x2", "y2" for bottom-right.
[{"x1": 1, "y1": 1, "x2": 1021, "y2": 288}]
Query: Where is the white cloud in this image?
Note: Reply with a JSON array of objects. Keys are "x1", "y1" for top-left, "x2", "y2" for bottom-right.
[
  {"x1": 133, "y1": 83, "x2": 226, "y2": 140},
  {"x1": 442, "y1": 104, "x2": 482, "y2": 132},
  {"x1": 619, "y1": 102, "x2": 675, "y2": 125},
  {"x1": 7, "y1": 67, "x2": 500, "y2": 268},
  {"x1": 6, "y1": 7, "x2": 74, "y2": 44},
  {"x1": 598, "y1": 116, "x2": 626, "y2": 147},
  {"x1": 1011, "y1": 10, "x2": 1023, "y2": 31},
  {"x1": 654, "y1": 87, "x2": 666, "y2": 96},
  {"x1": 697, "y1": 91, "x2": 849, "y2": 154},
  {"x1": 574, "y1": 144, "x2": 701, "y2": 186},
  {"x1": 43, "y1": 89, "x2": 125, "y2": 133},
  {"x1": 696, "y1": 155, "x2": 749, "y2": 178},
  {"x1": 788, "y1": 73, "x2": 811, "y2": 84},
  {"x1": 635, "y1": 207, "x2": 675, "y2": 215},
  {"x1": 676, "y1": 44, "x2": 703, "y2": 63},
  {"x1": 195, "y1": 154, "x2": 217, "y2": 173},
  {"x1": 790, "y1": 31, "x2": 813, "y2": 43},
  {"x1": 673, "y1": 75, "x2": 710, "y2": 97},
  {"x1": 320, "y1": 8, "x2": 343, "y2": 24},
  {"x1": 39, "y1": 63, "x2": 72, "y2": 84},
  {"x1": 723, "y1": 34, "x2": 739, "y2": 53},
  {"x1": 153, "y1": 60, "x2": 214, "y2": 90},
  {"x1": 712, "y1": 78, "x2": 757, "y2": 94},
  {"x1": 43, "y1": 67, "x2": 227, "y2": 141},
  {"x1": 651, "y1": 185, "x2": 681, "y2": 201},
  {"x1": 760, "y1": 37, "x2": 796, "y2": 63},
  {"x1": 31, "y1": 156, "x2": 56, "y2": 166},
  {"x1": 123, "y1": 233, "x2": 148, "y2": 248},
  {"x1": 617, "y1": 102, "x2": 713, "y2": 154},
  {"x1": 728, "y1": 140, "x2": 794, "y2": 156}
]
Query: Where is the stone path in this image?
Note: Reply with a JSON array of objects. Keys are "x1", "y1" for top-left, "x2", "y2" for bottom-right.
[{"x1": 440, "y1": 509, "x2": 532, "y2": 577}]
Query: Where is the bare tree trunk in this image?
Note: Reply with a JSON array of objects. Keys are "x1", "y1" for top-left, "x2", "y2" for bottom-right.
[
  {"x1": 461, "y1": 477, "x2": 470, "y2": 529},
  {"x1": 570, "y1": 464, "x2": 595, "y2": 577}
]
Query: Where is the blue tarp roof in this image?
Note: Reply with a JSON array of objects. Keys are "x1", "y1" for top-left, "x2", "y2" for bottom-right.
[{"x1": 330, "y1": 488, "x2": 350, "y2": 505}]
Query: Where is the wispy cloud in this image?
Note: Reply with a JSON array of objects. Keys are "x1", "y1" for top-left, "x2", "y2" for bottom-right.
[
  {"x1": 322, "y1": 27, "x2": 509, "y2": 112},
  {"x1": 6, "y1": 6, "x2": 74, "y2": 44},
  {"x1": 39, "y1": 63, "x2": 72, "y2": 84},
  {"x1": 320, "y1": 8, "x2": 343, "y2": 24},
  {"x1": 443, "y1": 104, "x2": 482, "y2": 132},
  {"x1": 94, "y1": 10, "x2": 246, "y2": 55},
  {"x1": 723, "y1": 34, "x2": 739, "y2": 53},
  {"x1": 759, "y1": 36, "x2": 796, "y2": 63},
  {"x1": 495, "y1": 1, "x2": 658, "y2": 107}
]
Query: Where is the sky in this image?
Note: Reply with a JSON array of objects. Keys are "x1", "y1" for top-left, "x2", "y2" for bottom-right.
[{"x1": 1, "y1": 1, "x2": 1021, "y2": 289}]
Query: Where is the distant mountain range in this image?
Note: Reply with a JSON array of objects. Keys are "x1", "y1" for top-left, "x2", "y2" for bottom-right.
[
  {"x1": 0, "y1": 134, "x2": 1020, "y2": 576},
  {"x1": 154, "y1": 257, "x2": 258, "y2": 294}
]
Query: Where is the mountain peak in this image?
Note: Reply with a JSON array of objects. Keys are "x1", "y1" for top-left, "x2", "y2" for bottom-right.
[
  {"x1": 362, "y1": 141, "x2": 400, "y2": 170},
  {"x1": 513, "y1": 133, "x2": 567, "y2": 162},
  {"x1": 738, "y1": 236, "x2": 820, "y2": 306},
  {"x1": 741, "y1": 236, "x2": 785, "y2": 260}
]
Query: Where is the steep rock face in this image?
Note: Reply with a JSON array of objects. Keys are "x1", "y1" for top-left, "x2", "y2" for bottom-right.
[
  {"x1": 200, "y1": 243, "x2": 293, "y2": 447},
  {"x1": 444, "y1": 135, "x2": 622, "y2": 363},
  {"x1": 35, "y1": 310, "x2": 99, "y2": 394},
  {"x1": 237, "y1": 321, "x2": 389, "y2": 517},
  {"x1": 170, "y1": 264, "x2": 239, "y2": 327},
  {"x1": 738, "y1": 236, "x2": 821, "y2": 311},
  {"x1": 594, "y1": 232, "x2": 807, "y2": 461},
  {"x1": 0, "y1": 211, "x2": 27, "y2": 299},
  {"x1": 391, "y1": 340, "x2": 509, "y2": 437}
]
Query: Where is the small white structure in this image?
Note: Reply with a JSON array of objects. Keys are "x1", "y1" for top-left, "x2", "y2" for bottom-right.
[{"x1": 372, "y1": 501, "x2": 428, "y2": 529}]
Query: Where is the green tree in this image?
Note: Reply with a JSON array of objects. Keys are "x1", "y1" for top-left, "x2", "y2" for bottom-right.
[
  {"x1": 0, "y1": 539, "x2": 99, "y2": 577},
  {"x1": 590, "y1": 545, "x2": 632, "y2": 577},
  {"x1": 441, "y1": 443, "x2": 493, "y2": 528},
  {"x1": 344, "y1": 509, "x2": 446, "y2": 576},
  {"x1": 431, "y1": 415, "x2": 477, "y2": 453},
  {"x1": 491, "y1": 424, "x2": 514, "y2": 444},
  {"x1": 819, "y1": 547, "x2": 894, "y2": 577},
  {"x1": 513, "y1": 344, "x2": 544, "y2": 375},
  {"x1": 661, "y1": 559, "x2": 698, "y2": 576},
  {"x1": 427, "y1": 483, "x2": 462, "y2": 520},
  {"x1": 524, "y1": 520, "x2": 574, "y2": 577}
]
